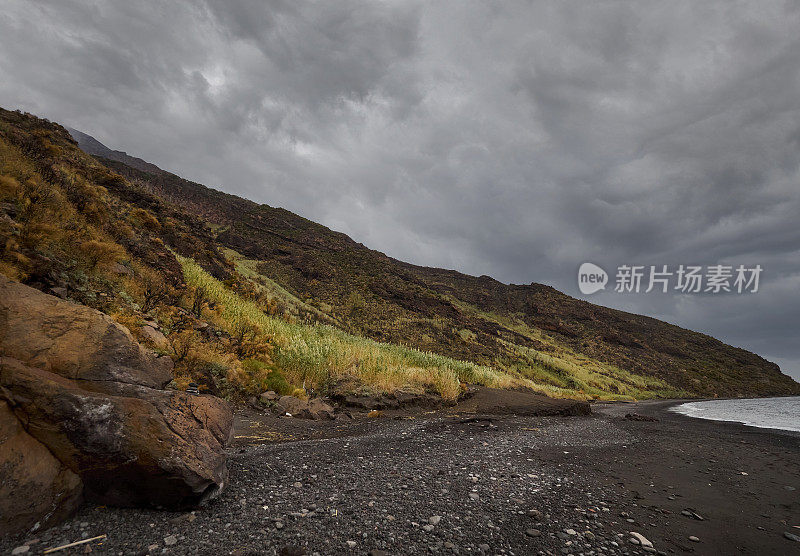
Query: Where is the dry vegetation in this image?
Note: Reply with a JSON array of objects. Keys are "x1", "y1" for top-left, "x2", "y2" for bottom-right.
[{"x1": 179, "y1": 256, "x2": 568, "y2": 401}]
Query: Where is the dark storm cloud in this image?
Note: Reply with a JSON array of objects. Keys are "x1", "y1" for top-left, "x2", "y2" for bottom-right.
[{"x1": 1, "y1": 1, "x2": 799, "y2": 378}]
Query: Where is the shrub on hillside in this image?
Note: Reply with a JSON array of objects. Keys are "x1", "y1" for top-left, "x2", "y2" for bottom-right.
[
  {"x1": 130, "y1": 207, "x2": 161, "y2": 231},
  {"x1": 242, "y1": 359, "x2": 294, "y2": 395},
  {"x1": 0, "y1": 175, "x2": 19, "y2": 199},
  {"x1": 81, "y1": 239, "x2": 125, "y2": 269}
]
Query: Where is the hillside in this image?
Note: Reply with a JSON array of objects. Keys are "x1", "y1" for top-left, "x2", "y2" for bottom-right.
[{"x1": 1, "y1": 106, "x2": 797, "y2": 401}]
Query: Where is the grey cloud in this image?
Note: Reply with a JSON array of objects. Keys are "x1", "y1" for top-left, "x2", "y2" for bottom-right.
[{"x1": 1, "y1": 0, "x2": 798, "y2": 379}]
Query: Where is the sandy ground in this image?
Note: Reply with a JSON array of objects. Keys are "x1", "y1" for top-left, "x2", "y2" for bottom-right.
[{"x1": 2, "y1": 399, "x2": 798, "y2": 556}]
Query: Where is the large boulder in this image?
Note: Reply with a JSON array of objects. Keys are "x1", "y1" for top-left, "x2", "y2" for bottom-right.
[
  {"x1": 0, "y1": 275, "x2": 234, "y2": 535},
  {"x1": 0, "y1": 274, "x2": 172, "y2": 388}
]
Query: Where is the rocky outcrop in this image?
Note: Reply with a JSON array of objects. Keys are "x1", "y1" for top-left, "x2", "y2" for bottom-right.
[
  {"x1": 331, "y1": 389, "x2": 443, "y2": 411},
  {"x1": 0, "y1": 276, "x2": 233, "y2": 535}
]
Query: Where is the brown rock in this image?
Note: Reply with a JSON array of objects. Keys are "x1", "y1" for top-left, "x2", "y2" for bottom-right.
[
  {"x1": 274, "y1": 396, "x2": 335, "y2": 420},
  {"x1": 306, "y1": 398, "x2": 335, "y2": 420},
  {"x1": 2, "y1": 357, "x2": 231, "y2": 508},
  {"x1": 0, "y1": 276, "x2": 233, "y2": 533},
  {"x1": 0, "y1": 275, "x2": 172, "y2": 388},
  {"x1": 0, "y1": 400, "x2": 82, "y2": 536},
  {"x1": 260, "y1": 390, "x2": 280, "y2": 403},
  {"x1": 139, "y1": 325, "x2": 169, "y2": 349}
]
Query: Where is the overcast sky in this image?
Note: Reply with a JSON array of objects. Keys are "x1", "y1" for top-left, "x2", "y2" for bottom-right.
[{"x1": 2, "y1": 1, "x2": 799, "y2": 380}]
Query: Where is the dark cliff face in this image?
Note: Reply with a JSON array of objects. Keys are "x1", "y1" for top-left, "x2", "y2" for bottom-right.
[{"x1": 79, "y1": 138, "x2": 798, "y2": 399}]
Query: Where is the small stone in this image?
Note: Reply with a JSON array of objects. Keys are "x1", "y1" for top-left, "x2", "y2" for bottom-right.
[
  {"x1": 423, "y1": 525, "x2": 434, "y2": 532},
  {"x1": 469, "y1": 493, "x2": 480, "y2": 500},
  {"x1": 346, "y1": 541, "x2": 357, "y2": 548},
  {"x1": 478, "y1": 544, "x2": 490, "y2": 552},
  {"x1": 784, "y1": 532, "x2": 800, "y2": 542},
  {"x1": 584, "y1": 531, "x2": 595, "y2": 541},
  {"x1": 11, "y1": 547, "x2": 30, "y2": 555},
  {"x1": 629, "y1": 532, "x2": 653, "y2": 548},
  {"x1": 525, "y1": 529, "x2": 541, "y2": 537},
  {"x1": 688, "y1": 535, "x2": 700, "y2": 542},
  {"x1": 629, "y1": 537, "x2": 640, "y2": 546},
  {"x1": 429, "y1": 515, "x2": 442, "y2": 525},
  {"x1": 527, "y1": 509, "x2": 544, "y2": 520},
  {"x1": 147, "y1": 545, "x2": 159, "y2": 553},
  {"x1": 293, "y1": 482, "x2": 303, "y2": 488},
  {"x1": 564, "y1": 529, "x2": 577, "y2": 536},
  {"x1": 163, "y1": 535, "x2": 177, "y2": 546},
  {"x1": 681, "y1": 509, "x2": 703, "y2": 520}
]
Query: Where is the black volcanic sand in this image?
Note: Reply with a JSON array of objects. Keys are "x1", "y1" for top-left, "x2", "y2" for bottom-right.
[{"x1": 2, "y1": 400, "x2": 799, "y2": 556}]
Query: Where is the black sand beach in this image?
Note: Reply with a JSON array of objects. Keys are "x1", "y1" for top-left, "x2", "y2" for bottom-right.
[{"x1": 2, "y1": 400, "x2": 798, "y2": 555}]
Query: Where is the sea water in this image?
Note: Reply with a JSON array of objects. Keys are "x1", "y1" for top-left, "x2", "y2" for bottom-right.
[{"x1": 672, "y1": 396, "x2": 800, "y2": 432}]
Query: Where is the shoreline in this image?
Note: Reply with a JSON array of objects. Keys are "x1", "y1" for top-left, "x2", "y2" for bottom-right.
[
  {"x1": 598, "y1": 396, "x2": 800, "y2": 437},
  {"x1": 661, "y1": 397, "x2": 800, "y2": 435},
  {"x1": 2, "y1": 399, "x2": 798, "y2": 555}
]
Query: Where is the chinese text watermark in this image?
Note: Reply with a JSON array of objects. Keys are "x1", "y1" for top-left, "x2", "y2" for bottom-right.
[{"x1": 578, "y1": 263, "x2": 762, "y2": 295}]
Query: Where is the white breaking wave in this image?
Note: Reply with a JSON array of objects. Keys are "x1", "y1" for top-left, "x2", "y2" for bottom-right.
[{"x1": 671, "y1": 396, "x2": 800, "y2": 433}]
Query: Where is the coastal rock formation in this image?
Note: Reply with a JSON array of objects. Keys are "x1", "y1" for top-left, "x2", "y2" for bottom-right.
[{"x1": 0, "y1": 276, "x2": 233, "y2": 535}]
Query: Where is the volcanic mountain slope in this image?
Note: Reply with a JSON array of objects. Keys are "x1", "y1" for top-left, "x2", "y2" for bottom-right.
[
  {"x1": 77, "y1": 130, "x2": 797, "y2": 399},
  {"x1": 1, "y1": 106, "x2": 796, "y2": 401}
]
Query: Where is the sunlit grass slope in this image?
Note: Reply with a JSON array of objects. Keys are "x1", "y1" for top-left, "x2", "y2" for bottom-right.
[
  {"x1": 182, "y1": 255, "x2": 684, "y2": 401},
  {"x1": 181, "y1": 256, "x2": 582, "y2": 401}
]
